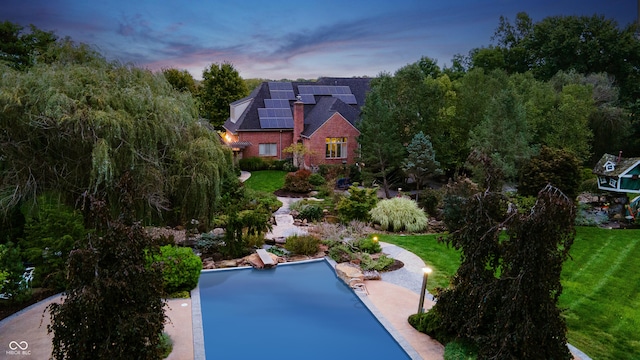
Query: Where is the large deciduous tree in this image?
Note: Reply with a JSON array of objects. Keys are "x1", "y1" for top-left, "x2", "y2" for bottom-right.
[
  {"x1": 0, "y1": 21, "x2": 57, "y2": 70},
  {"x1": 199, "y1": 62, "x2": 248, "y2": 128},
  {"x1": 162, "y1": 68, "x2": 198, "y2": 94},
  {"x1": 489, "y1": 13, "x2": 640, "y2": 103},
  {"x1": 0, "y1": 39, "x2": 234, "y2": 228}
]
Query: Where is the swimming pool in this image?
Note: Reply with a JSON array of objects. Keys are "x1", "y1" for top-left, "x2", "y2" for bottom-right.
[{"x1": 196, "y1": 259, "x2": 412, "y2": 359}]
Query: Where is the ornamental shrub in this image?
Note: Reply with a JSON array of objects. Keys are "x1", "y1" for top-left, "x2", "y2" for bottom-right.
[
  {"x1": 355, "y1": 237, "x2": 382, "y2": 254},
  {"x1": 408, "y1": 310, "x2": 453, "y2": 344},
  {"x1": 238, "y1": 157, "x2": 268, "y2": 171},
  {"x1": 283, "y1": 169, "x2": 312, "y2": 193},
  {"x1": 152, "y1": 245, "x2": 202, "y2": 294},
  {"x1": 284, "y1": 234, "x2": 320, "y2": 256},
  {"x1": 359, "y1": 253, "x2": 394, "y2": 271},
  {"x1": 336, "y1": 185, "x2": 378, "y2": 222},
  {"x1": 309, "y1": 173, "x2": 326, "y2": 187},
  {"x1": 298, "y1": 204, "x2": 324, "y2": 222},
  {"x1": 328, "y1": 243, "x2": 354, "y2": 263},
  {"x1": 369, "y1": 197, "x2": 428, "y2": 232},
  {"x1": 418, "y1": 188, "x2": 443, "y2": 218}
]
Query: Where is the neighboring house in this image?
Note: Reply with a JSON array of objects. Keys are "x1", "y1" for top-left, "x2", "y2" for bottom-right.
[
  {"x1": 593, "y1": 153, "x2": 640, "y2": 193},
  {"x1": 223, "y1": 77, "x2": 371, "y2": 167}
]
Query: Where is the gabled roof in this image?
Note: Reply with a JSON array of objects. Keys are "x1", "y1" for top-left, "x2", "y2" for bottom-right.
[
  {"x1": 223, "y1": 77, "x2": 370, "y2": 135},
  {"x1": 301, "y1": 96, "x2": 360, "y2": 137},
  {"x1": 593, "y1": 153, "x2": 640, "y2": 177}
]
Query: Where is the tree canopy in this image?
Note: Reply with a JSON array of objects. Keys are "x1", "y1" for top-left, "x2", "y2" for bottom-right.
[
  {"x1": 199, "y1": 62, "x2": 248, "y2": 128},
  {"x1": 0, "y1": 21, "x2": 57, "y2": 70},
  {"x1": 0, "y1": 38, "x2": 235, "y2": 227},
  {"x1": 358, "y1": 73, "x2": 405, "y2": 198},
  {"x1": 162, "y1": 68, "x2": 198, "y2": 94}
]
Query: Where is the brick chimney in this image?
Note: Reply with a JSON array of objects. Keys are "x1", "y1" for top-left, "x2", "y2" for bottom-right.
[{"x1": 293, "y1": 99, "x2": 304, "y2": 143}]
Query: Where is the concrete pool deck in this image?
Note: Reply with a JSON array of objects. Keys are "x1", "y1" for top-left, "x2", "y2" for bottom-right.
[
  {"x1": 0, "y1": 247, "x2": 442, "y2": 360},
  {"x1": 0, "y1": 296, "x2": 194, "y2": 360}
]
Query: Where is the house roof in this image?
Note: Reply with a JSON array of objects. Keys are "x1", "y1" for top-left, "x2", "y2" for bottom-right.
[
  {"x1": 593, "y1": 153, "x2": 640, "y2": 176},
  {"x1": 223, "y1": 77, "x2": 371, "y2": 135}
]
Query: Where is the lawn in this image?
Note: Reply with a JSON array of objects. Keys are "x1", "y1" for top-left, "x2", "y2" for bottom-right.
[
  {"x1": 242, "y1": 170, "x2": 288, "y2": 193},
  {"x1": 381, "y1": 227, "x2": 640, "y2": 360}
]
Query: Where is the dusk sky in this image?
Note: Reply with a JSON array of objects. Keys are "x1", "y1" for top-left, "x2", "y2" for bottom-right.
[{"x1": 3, "y1": 0, "x2": 637, "y2": 80}]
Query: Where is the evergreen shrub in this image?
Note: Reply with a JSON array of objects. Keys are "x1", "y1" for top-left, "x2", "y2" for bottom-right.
[
  {"x1": 238, "y1": 157, "x2": 268, "y2": 171},
  {"x1": 336, "y1": 185, "x2": 378, "y2": 222},
  {"x1": 355, "y1": 237, "x2": 382, "y2": 254},
  {"x1": 284, "y1": 234, "x2": 320, "y2": 256},
  {"x1": 309, "y1": 173, "x2": 326, "y2": 187},
  {"x1": 152, "y1": 245, "x2": 202, "y2": 294},
  {"x1": 298, "y1": 204, "x2": 324, "y2": 222}
]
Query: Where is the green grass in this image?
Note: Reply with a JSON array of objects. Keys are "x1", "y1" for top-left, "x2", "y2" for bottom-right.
[
  {"x1": 560, "y1": 227, "x2": 640, "y2": 360},
  {"x1": 382, "y1": 227, "x2": 640, "y2": 360},
  {"x1": 242, "y1": 170, "x2": 287, "y2": 193},
  {"x1": 377, "y1": 233, "x2": 460, "y2": 292}
]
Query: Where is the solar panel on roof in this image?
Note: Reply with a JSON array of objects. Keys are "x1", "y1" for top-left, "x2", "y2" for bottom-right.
[
  {"x1": 259, "y1": 118, "x2": 294, "y2": 129},
  {"x1": 268, "y1": 82, "x2": 293, "y2": 90},
  {"x1": 258, "y1": 108, "x2": 292, "y2": 117},
  {"x1": 270, "y1": 90, "x2": 296, "y2": 100},
  {"x1": 297, "y1": 85, "x2": 313, "y2": 94},
  {"x1": 299, "y1": 94, "x2": 316, "y2": 104},
  {"x1": 264, "y1": 99, "x2": 290, "y2": 108},
  {"x1": 332, "y1": 94, "x2": 357, "y2": 104}
]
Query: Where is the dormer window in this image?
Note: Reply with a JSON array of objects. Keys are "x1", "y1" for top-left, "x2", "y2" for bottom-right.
[{"x1": 604, "y1": 160, "x2": 616, "y2": 172}]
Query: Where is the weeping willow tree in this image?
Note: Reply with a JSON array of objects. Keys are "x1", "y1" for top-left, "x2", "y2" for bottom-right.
[{"x1": 0, "y1": 39, "x2": 234, "y2": 227}]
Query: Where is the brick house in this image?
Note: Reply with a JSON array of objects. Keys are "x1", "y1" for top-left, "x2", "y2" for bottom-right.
[{"x1": 222, "y1": 77, "x2": 370, "y2": 167}]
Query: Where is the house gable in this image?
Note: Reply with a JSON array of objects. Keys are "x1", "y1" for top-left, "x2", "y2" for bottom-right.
[
  {"x1": 593, "y1": 153, "x2": 640, "y2": 193},
  {"x1": 302, "y1": 112, "x2": 360, "y2": 167}
]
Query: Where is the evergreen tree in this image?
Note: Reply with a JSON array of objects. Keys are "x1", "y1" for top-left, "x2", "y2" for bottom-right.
[
  {"x1": 402, "y1": 131, "x2": 442, "y2": 192},
  {"x1": 358, "y1": 74, "x2": 405, "y2": 198},
  {"x1": 468, "y1": 83, "x2": 533, "y2": 183}
]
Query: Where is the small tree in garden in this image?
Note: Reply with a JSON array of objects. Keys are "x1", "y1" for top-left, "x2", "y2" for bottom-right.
[
  {"x1": 402, "y1": 131, "x2": 442, "y2": 195},
  {"x1": 283, "y1": 143, "x2": 315, "y2": 169},
  {"x1": 518, "y1": 146, "x2": 581, "y2": 200},
  {"x1": 48, "y1": 174, "x2": 166, "y2": 360},
  {"x1": 431, "y1": 184, "x2": 575, "y2": 360},
  {"x1": 336, "y1": 185, "x2": 378, "y2": 222}
]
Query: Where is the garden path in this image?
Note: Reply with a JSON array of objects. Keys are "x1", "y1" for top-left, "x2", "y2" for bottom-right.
[{"x1": 265, "y1": 197, "x2": 308, "y2": 240}]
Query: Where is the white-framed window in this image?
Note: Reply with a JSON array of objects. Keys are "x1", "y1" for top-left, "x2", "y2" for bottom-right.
[
  {"x1": 326, "y1": 137, "x2": 347, "y2": 159},
  {"x1": 259, "y1": 143, "x2": 277, "y2": 156}
]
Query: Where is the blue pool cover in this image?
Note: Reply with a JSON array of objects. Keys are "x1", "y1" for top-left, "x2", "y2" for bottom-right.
[{"x1": 198, "y1": 259, "x2": 411, "y2": 359}]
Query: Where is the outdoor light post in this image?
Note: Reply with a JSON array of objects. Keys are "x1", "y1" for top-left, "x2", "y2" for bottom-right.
[{"x1": 418, "y1": 267, "x2": 432, "y2": 314}]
